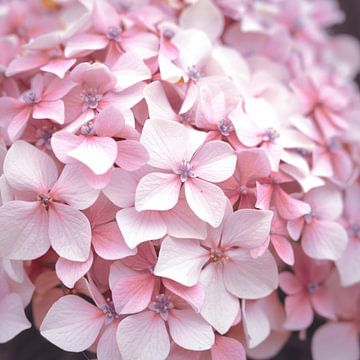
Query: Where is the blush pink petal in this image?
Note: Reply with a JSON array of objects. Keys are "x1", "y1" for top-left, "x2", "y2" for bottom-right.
[
  {"x1": 92, "y1": 221, "x2": 136, "y2": 260},
  {"x1": 271, "y1": 235, "x2": 295, "y2": 265},
  {"x1": 40, "y1": 295, "x2": 104, "y2": 352},
  {"x1": 191, "y1": 141, "x2": 236, "y2": 182},
  {"x1": 221, "y1": 209, "x2": 273, "y2": 248},
  {"x1": 302, "y1": 219, "x2": 348, "y2": 260},
  {"x1": 185, "y1": 178, "x2": 227, "y2": 227},
  {"x1": 55, "y1": 251, "x2": 94, "y2": 289},
  {"x1": 116, "y1": 140, "x2": 149, "y2": 171},
  {"x1": 5, "y1": 53, "x2": 48, "y2": 76},
  {"x1": 0, "y1": 201, "x2": 50, "y2": 260},
  {"x1": 68, "y1": 136, "x2": 117, "y2": 175},
  {"x1": 284, "y1": 293, "x2": 313, "y2": 330},
  {"x1": 117, "y1": 312, "x2": 170, "y2": 360},
  {"x1": 312, "y1": 322, "x2": 359, "y2": 360},
  {"x1": 116, "y1": 207, "x2": 167, "y2": 249},
  {"x1": 336, "y1": 239, "x2": 360, "y2": 286},
  {"x1": 51, "y1": 131, "x2": 82, "y2": 164},
  {"x1": 48, "y1": 203, "x2": 91, "y2": 261},
  {"x1": 200, "y1": 265, "x2": 240, "y2": 334},
  {"x1": 311, "y1": 287, "x2": 336, "y2": 320},
  {"x1": 154, "y1": 236, "x2": 208, "y2": 287},
  {"x1": 135, "y1": 172, "x2": 181, "y2": 212},
  {"x1": 97, "y1": 322, "x2": 122, "y2": 360},
  {"x1": 32, "y1": 100, "x2": 65, "y2": 124},
  {"x1": 140, "y1": 119, "x2": 188, "y2": 169},
  {"x1": 4, "y1": 140, "x2": 58, "y2": 193},
  {"x1": 40, "y1": 58, "x2": 77, "y2": 79},
  {"x1": 65, "y1": 33, "x2": 108, "y2": 58},
  {"x1": 168, "y1": 309, "x2": 214, "y2": 351},
  {"x1": 211, "y1": 335, "x2": 246, "y2": 360},
  {"x1": 223, "y1": 249, "x2": 278, "y2": 299},
  {"x1": 279, "y1": 272, "x2": 303, "y2": 295},
  {"x1": 94, "y1": 105, "x2": 125, "y2": 137},
  {"x1": 0, "y1": 293, "x2": 31, "y2": 343}
]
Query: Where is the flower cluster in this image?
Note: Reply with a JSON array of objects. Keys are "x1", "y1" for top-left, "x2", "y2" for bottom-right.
[{"x1": 0, "y1": 0, "x2": 360, "y2": 359}]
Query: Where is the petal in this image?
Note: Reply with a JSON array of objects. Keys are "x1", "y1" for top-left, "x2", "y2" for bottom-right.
[
  {"x1": 97, "y1": 322, "x2": 122, "y2": 360},
  {"x1": 40, "y1": 58, "x2": 77, "y2": 79},
  {"x1": 211, "y1": 335, "x2": 246, "y2": 360},
  {"x1": 135, "y1": 172, "x2": 181, "y2": 211},
  {"x1": 302, "y1": 219, "x2": 348, "y2": 261},
  {"x1": 32, "y1": 100, "x2": 65, "y2": 124},
  {"x1": 51, "y1": 164, "x2": 99, "y2": 210},
  {"x1": 221, "y1": 209, "x2": 273, "y2": 249},
  {"x1": 0, "y1": 201, "x2": 50, "y2": 260},
  {"x1": 117, "y1": 312, "x2": 170, "y2": 360},
  {"x1": 185, "y1": 178, "x2": 227, "y2": 227},
  {"x1": 40, "y1": 295, "x2": 104, "y2": 352},
  {"x1": 64, "y1": 33, "x2": 108, "y2": 57},
  {"x1": 140, "y1": 119, "x2": 188, "y2": 170},
  {"x1": 93, "y1": 221, "x2": 136, "y2": 260},
  {"x1": 312, "y1": 322, "x2": 359, "y2": 360},
  {"x1": 6, "y1": 53, "x2": 47, "y2": 76},
  {"x1": 0, "y1": 293, "x2": 31, "y2": 343},
  {"x1": 112, "y1": 53, "x2": 151, "y2": 91},
  {"x1": 271, "y1": 235, "x2": 295, "y2": 265},
  {"x1": 154, "y1": 236, "x2": 208, "y2": 287},
  {"x1": 168, "y1": 309, "x2": 214, "y2": 351},
  {"x1": 116, "y1": 140, "x2": 149, "y2": 171},
  {"x1": 336, "y1": 239, "x2": 360, "y2": 287},
  {"x1": 223, "y1": 249, "x2": 278, "y2": 299},
  {"x1": 116, "y1": 207, "x2": 167, "y2": 249},
  {"x1": 51, "y1": 131, "x2": 82, "y2": 164},
  {"x1": 200, "y1": 265, "x2": 240, "y2": 334},
  {"x1": 4, "y1": 140, "x2": 58, "y2": 192},
  {"x1": 191, "y1": 141, "x2": 236, "y2": 182},
  {"x1": 110, "y1": 262, "x2": 155, "y2": 314},
  {"x1": 279, "y1": 272, "x2": 302, "y2": 295},
  {"x1": 283, "y1": 293, "x2": 313, "y2": 330},
  {"x1": 55, "y1": 251, "x2": 94, "y2": 289},
  {"x1": 94, "y1": 105, "x2": 125, "y2": 137},
  {"x1": 49, "y1": 203, "x2": 91, "y2": 261},
  {"x1": 68, "y1": 136, "x2": 117, "y2": 175}
]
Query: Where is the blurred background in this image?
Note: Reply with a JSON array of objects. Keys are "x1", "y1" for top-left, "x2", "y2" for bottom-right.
[{"x1": 0, "y1": 0, "x2": 359, "y2": 359}]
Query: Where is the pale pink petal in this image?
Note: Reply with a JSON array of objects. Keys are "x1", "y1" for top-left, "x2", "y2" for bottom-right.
[
  {"x1": 116, "y1": 140, "x2": 149, "y2": 171},
  {"x1": 255, "y1": 182, "x2": 273, "y2": 211},
  {"x1": 116, "y1": 207, "x2": 167, "y2": 249},
  {"x1": 117, "y1": 312, "x2": 170, "y2": 360},
  {"x1": 97, "y1": 322, "x2": 122, "y2": 360},
  {"x1": 94, "y1": 105, "x2": 125, "y2": 137},
  {"x1": 0, "y1": 201, "x2": 50, "y2": 260},
  {"x1": 222, "y1": 209, "x2": 273, "y2": 248},
  {"x1": 40, "y1": 295, "x2": 104, "y2": 352},
  {"x1": 68, "y1": 136, "x2": 117, "y2": 175},
  {"x1": 311, "y1": 287, "x2": 336, "y2": 320},
  {"x1": 64, "y1": 33, "x2": 108, "y2": 57},
  {"x1": 284, "y1": 293, "x2": 313, "y2": 330},
  {"x1": 312, "y1": 322, "x2": 359, "y2": 360},
  {"x1": 168, "y1": 309, "x2": 214, "y2": 350},
  {"x1": 140, "y1": 119, "x2": 188, "y2": 170},
  {"x1": 4, "y1": 140, "x2": 58, "y2": 193},
  {"x1": 271, "y1": 235, "x2": 295, "y2": 265},
  {"x1": 190, "y1": 141, "x2": 236, "y2": 182},
  {"x1": 110, "y1": 262, "x2": 155, "y2": 314},
  {"x1": 93, "y1": 222, "x2": 136, "y2": 260},
  {"x1": 0, "y1": 293, "x2": 31, "y2": 343},
  {"x1": 49, "y1": 203, "x2": 91, "y2": 261},
  {"x1": 154, "y1": 236, "x2": 208, "y2": 287},
  {"x1": 51, "y1": 131, "x2": 82, "y2": 164},
  {"x1": 51, "y1": 164, "x2": 99, "y2": 210},
  {"x1": 6, "y1": 53, "x2": 47, "y2": 76},
  {"x1": 32, "y1": 100, "x2": 65, "y2": 124},
  {"x1": 40, "y1": 58, "x2": 77, "y2": 78},
  {"x1": 55, "y1": 251, "x2": 94, "y2": 289},
  {"x1": 242, "y1": 300, "x2": 271, "y2": 348},
  {"x1": 112, "y1": 53, "x2": 151, "y2": 91},
  {"x1": 135, "y1": 172, "x2": 181, "y2": 211},
  {"x1": 336, "y1": 239, "x2": 360, "y2": 287},
  {"x1": 302, "y1": 219, "x2": 348, "y2": 261},
  {"x1": 211, "y1": 335, "x2": 246, "y2": 360},
  {"x1": 200, "y1": 265, "x2": 240, "y2": 334},
  {"x1": 185, "y1": 178, "x2": 227, "y2": 227},
  {"x1": 223, "y1": 249, "x2": 278, "y2": 299},
  {"x1": 167, "y1": 344, "x2": 201, "y2": 360},
  {"x1": 279, "y1": 272, "x2": 302, "y2": 295}
]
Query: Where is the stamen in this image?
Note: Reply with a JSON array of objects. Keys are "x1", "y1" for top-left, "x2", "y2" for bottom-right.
[
  {"x1": 174, "y1": 160, "x2": 195, "y2": 182},
  {"x1": 348, "y1": 224, "x2": 360, "y2": 239},
  {"x1": 218, "y1": 119, "x2": 234, "y2": 136},
  {"x1": 307, "y1": 281, "x2": 319, "y2": 294},
  {"x1": 35, "y1": 125, "x2": 58, "y2": 150},
  {"x1": 38, "y1": 193, "x2": 52, "y2": 210},
  {"x1": 22, "y1": 90, "x2": 37, "y2": 104},
  {"x1": 80, "y1": 120, "x2": 95, "y2": 136},
  {"x1": 81, "y1": 89, "x2": 102, "y2": 110},
  {"x1": 100, "y1": 300, "x2": 119, "y2": 325},
  {"x1": 187, "y1": 65, "x2": 201, "y2": 81},
  {"x1": 106, "y1": 26, "x2": 121, "y2": 41},
  {"x1": 148, "y1": 294, "x2": 174, "y2": 321},
  {"x1": 163, "y1": 29, "x2": 175, "y2": 40},
  {"x1": 263, "y1": 128, "x2": 280, "y2": 143},
  {"x1": 210, "y1": 248, "x2": 229, "y2": 265}
]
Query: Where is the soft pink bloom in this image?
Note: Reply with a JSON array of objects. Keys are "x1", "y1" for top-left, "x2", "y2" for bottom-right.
[
  {"x1": 0, "y1": 141, "x2": 98, "y2": 261},
  {"x1": 136, "y1": 118, "x2": 236, "y2": 227}
]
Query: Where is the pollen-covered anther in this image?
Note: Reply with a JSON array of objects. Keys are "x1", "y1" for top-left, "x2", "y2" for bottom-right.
[
  {"x1": 148, "y1": 294, "x2": 174, "y2": 321},
  {"x1": 210, "y1": 248, "x2": 229, "y2": 265},
  {"x1": 174, "y1": 160, "x2": 195, "y2": 182},
  {"x1": 81, "y1": 88, "x2": 102, "y2": 109}
]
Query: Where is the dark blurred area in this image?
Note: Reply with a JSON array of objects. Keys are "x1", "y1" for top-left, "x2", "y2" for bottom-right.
[{"x1": 0, "y1": 0, "x2": 359, "y2": 359}]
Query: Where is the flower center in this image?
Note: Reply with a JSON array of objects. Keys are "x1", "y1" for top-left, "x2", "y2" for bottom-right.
[
  {"x1": 163, "y1": 28, "x2": 175, "y2": 40},
  {"x1": 22, "y1": 90, "x2": 37, "y2": 104},
  {"x1": 210, "y1": 248, "x2": 229, "y2": 265},
  {"x1": 80, "y1": 120, "x2": 95, "y2": 136},
  {"x1": 307, "y1": 281, "x2": 319, "y2": 294},
  {"x1": 106, "y1": 26, "x2": 121, "y2": 41},
  {"x1": 101, "y1": 300, "x2": 119, "y2": 325},
  {"x1": 348, "y1": 224, "x2": 360, "y2": 239},
  {"x1": 218, "y1": 119, "x2": 234, "y2": 136},
  {"x1": 38, "y1": 193, "x2": 52, "y2": 210},
  {"x1": 148, "y1": 294, "x2": 174, "y2": 321},
  {"x1": 81, "y1": 89, "x2": 102, "y2": 109},
  {"x1": 187, "y1": 65, "x2": 201, "y2": 81},
  {"x1": 328, "y1": 138, "x2": 340, "y2": 152},
  {"x1": 35, "y1": 125, "x2": 58, "y2": 150},
  {"x1": 174, "y1": 160, "x2": 195, "y2": 182},
  {"x1": 262, "y1": 128, "x2": 280, "y2": 143},
  {"x1": 304, "y1": 209, "x2": 317, "y2": 224}
]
